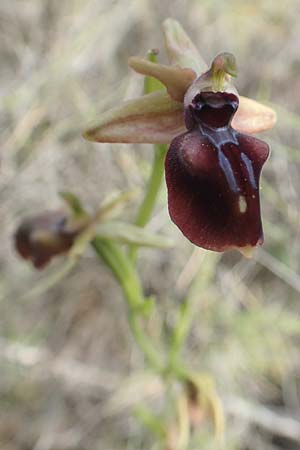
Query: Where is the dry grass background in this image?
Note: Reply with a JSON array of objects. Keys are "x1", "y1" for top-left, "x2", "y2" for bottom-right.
[{"x1": 2, "y1": 0, "x2": 300, "y2": 449}]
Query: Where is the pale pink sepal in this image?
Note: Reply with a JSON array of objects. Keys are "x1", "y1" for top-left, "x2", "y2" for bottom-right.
[
  {"x1": 162, "y1": 19, "x2": 208, "y2": 74},
  {"x1": 233, "y1": 96, "x2": 277, "y2": 134},
  {"x1": 83, "y1": 90, "x2": 185, "y2": 144},
  {"x1": 83, "y1": 91, "x2": 276, "y2": 144}
]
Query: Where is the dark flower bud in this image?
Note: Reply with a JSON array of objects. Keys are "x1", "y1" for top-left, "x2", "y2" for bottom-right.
[
  {"x1": 165, "y1": 85, "x2": 269, "y2": 253},
  {"x1": 14, "y1": 210, "x2": 84, "y2": 269}
]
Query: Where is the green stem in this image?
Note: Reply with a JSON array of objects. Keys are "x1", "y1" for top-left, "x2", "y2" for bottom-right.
[
  {"x1": 128, "y1": 49, "x2": 167, "y2": 263},
  {"x1": 135, "y1": 144, "x2": 167, "y2": 228},
  {"x1": 168, "y1": 301, "x2": 193, "y2": 370},
  {"x1": 92, "y1": 237, "x2": 162, "y2": 370},
  {"x1": 129, "y1": 143, "x2": 167, "y2": 262}
]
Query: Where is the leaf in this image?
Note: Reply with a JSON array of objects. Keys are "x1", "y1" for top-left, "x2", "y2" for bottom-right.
[{"x1": 96, "y1": 221, "x2": 174, "y2": 248}]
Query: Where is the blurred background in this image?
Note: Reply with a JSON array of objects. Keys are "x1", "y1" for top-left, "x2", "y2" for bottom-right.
[{"x1": 1, "y1": 0, "x2": 300, "y2": 449}]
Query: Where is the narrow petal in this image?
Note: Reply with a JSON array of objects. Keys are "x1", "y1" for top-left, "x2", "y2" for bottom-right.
[
  {"x1": 83, "y1": 90, "x2": 185, "y2": 144},
  {"x1": 165, "y1": 130, "x2": 269, "y2": 252},
  {"x1": 162, "y1": 19, "x2": 208, "y2": 74},
  {"x1": 128, "y1": 56, "x2": 196, "y2": 101},
  {"x1": 233, "y1": 96, "x2": 277, "y2": 134}
]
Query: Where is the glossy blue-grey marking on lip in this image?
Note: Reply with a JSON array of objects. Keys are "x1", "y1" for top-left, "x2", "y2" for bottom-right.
[
  {"x1": 200, "y1": 124, "x2": 239, "y2": 148},
  {"x1": 241, "y1": 152, "x2": 257, "y2": 189},
  {"x1": 218, "y1": 149, "x2": 240, "y2": 193}
]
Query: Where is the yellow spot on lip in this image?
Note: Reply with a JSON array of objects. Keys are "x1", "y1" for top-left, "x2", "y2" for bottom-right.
[
  {"x1": 239, "y1": 195, "x2": 247, "y2": 213},
  {"x1": 238, "y1": 245, "x2": 254, "y2": 258}
]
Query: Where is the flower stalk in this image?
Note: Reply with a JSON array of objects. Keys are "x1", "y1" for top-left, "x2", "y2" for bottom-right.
[
  {"x1": 129, "y1": 50, "x2": 168, "y2": 262},
  {"x1": 92, "y1": 237, "x2": 163, "y2": 371},
  {"x1": 129, "y1": 143, "x2": 167, "y2": 261}
]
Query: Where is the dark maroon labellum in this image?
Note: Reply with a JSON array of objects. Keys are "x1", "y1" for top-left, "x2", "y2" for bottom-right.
[{"x1": 165, "y1": 91, "x2": 270, "y2": 252}]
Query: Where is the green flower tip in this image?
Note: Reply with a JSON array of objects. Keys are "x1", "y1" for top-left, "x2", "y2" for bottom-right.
[
  {"x1": 212, "y1": 52, "x2": 238, "y2": 78},
  {"x1": 146, "y1": 48, "x2": 160, "y2": 66},
  {"x1": 210, "y1": 52, "x2": 238, "y2": 92}
]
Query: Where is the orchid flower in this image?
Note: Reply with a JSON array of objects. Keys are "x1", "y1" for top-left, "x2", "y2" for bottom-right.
[
  {"x1": 14, "y1": 210, "x2": 86, "y2": 269},
  {"x1": 83, "y1": 19, "x2": 276, "y2": 255}
]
